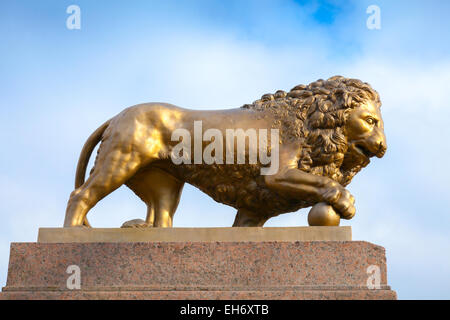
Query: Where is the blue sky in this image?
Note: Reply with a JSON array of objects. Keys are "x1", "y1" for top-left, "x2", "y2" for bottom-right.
[{"x1": 1, "y1": 0, "x2": 450, "y2": 299}]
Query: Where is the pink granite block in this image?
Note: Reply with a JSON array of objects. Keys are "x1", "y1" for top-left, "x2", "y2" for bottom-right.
[{"x1": 1, "y1": 241, "x2": 396, "y2": 300}]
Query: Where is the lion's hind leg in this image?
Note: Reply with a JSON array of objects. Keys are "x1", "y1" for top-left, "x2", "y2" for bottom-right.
[
  {"x1": 64, "y1": 147, "x2": 147, "y2": 227},
  {"x1": 124, "y1": 167, "x2": 184, "y2": 228}
]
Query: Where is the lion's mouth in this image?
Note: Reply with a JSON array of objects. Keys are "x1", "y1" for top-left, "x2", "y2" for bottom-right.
[{"x1": 354, "y1": 144, "x2": 376, "y2": 159}]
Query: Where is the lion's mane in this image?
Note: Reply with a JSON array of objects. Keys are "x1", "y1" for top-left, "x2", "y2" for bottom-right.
[{"x1": 242, "y1": 75, "x2": 381, "y2": 186}]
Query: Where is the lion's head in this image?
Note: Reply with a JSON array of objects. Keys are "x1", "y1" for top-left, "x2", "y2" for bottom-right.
[{"x1": 242, "y1": 75, "x2": 386, "y2": 186}]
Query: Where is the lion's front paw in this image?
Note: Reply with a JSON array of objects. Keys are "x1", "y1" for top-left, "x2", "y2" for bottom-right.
[
  {"x1": 121, "y1": 219, "x2": 152, "y2": 228},
  {"x1": 321, "y1": 183, "x2": 356, "y2": 220}
]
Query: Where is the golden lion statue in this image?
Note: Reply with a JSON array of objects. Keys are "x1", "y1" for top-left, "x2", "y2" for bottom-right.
[{"x1": 64, "y1": 76, "x2": 386, "y2": 228}]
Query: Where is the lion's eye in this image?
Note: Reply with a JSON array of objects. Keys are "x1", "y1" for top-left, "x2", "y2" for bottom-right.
[{"x1": 365, "y1": 117, "x2": 376, "y2": 125}]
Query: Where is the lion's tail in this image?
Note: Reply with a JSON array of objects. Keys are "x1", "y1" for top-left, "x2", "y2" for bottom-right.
[{"x1": 74, "y1": 119, "x2": 111, "y2": 188}]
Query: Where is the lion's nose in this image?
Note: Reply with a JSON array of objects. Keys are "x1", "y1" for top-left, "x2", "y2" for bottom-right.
[{"x1": 376, "y1": 141, "x2": 387, "y2": 158}]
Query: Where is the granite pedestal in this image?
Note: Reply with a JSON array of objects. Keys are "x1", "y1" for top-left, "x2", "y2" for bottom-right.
[{"x1": 0, "y1": 227, "x2": 396, "y2": 300}]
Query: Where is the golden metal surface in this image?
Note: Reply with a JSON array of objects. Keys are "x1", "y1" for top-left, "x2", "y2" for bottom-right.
[
  {"x1": 64, "y1": 76, "x2": 386, "y2": 227},
  {"x1": 308, "y1": 203, "x2": 341, "y2": 226}
]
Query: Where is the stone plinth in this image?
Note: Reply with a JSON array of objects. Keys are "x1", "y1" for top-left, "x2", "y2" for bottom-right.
[
  {"x1": 38, "y1": 226, "x2": 351, "y2": 243},
  {"x1": 0, "y1": 227, "x2": 396, "y2": 300}
]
